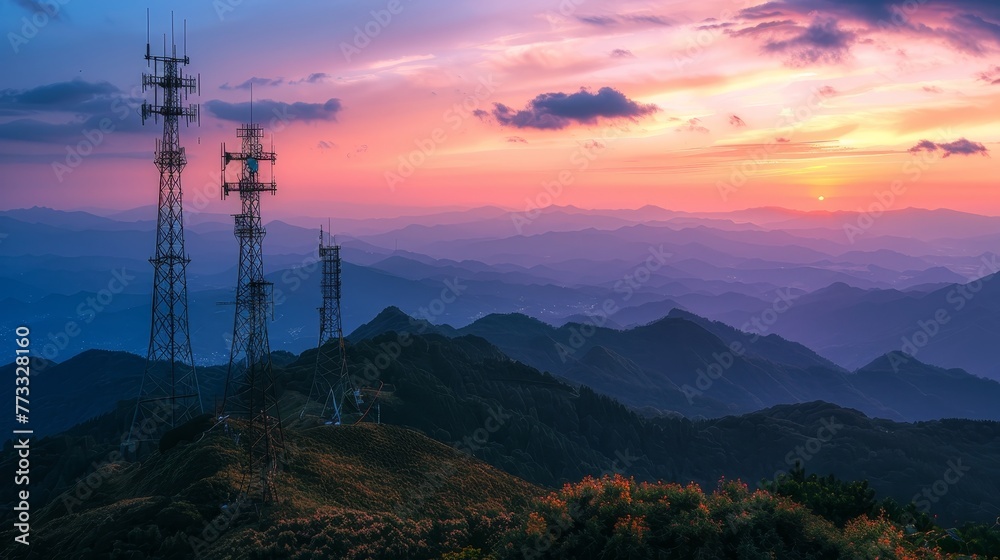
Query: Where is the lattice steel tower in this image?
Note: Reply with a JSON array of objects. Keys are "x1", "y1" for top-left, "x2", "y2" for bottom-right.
[
  {"x1": 301, "y1": 227, "x2": 362, "y2": 424},
  {"x1": 220, "y1": 116, "x2": 284, "y2": 505},
  {"x1": 127, "y1": 16, "x2": 203, "y2": 452}
]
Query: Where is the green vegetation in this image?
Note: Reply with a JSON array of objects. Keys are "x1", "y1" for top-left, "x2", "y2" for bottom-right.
[
  {"x1": 3, "y1": 332, "x2": 999, "y2": 558},
  {"x1": 500, "y1": 475, "x2": 953, "y2": 560}
]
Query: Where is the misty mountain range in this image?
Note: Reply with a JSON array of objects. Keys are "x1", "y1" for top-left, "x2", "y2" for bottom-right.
[
  {"x1": 2, "y1": 204, "x2": 998, "y2": 382},
  {"x1": 5, "y1": 204, "x2": 1000, "y2": 437}
]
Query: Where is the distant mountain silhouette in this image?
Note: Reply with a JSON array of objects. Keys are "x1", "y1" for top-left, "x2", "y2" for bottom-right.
[
  {"x1": 761, "y1": 271, "x2": 1000, "y2": 379},
  {"x1": 350, "y1": 307, "x2": 1000, "y2": 424},
  {"x1": 850, "y1": 351, "x2": 1000, "y2": 421},
  {"x1": 0, "y1": 350, "x2": 229, "y2": 437}
]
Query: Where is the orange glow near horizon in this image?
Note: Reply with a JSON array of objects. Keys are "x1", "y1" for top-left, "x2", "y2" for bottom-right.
[{"x1": 1, "y1": 0, "x2": 998, "y2": 217}]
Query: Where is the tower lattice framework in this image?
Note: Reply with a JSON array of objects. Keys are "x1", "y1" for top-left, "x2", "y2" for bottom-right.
[
  {"x1": 128, "y1": 22, "x2": 203, "y2": 452},
  {"x1": 302, "y1": 228, "x2": 362, "y2": 424},
  {"x1": 220, "y1": 121, "x2": 284, "y2": 505}
]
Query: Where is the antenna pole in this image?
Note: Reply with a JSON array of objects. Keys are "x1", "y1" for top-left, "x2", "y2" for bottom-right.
[
  {"x1": 128, "y1": 10, "x2": 203, "y2": 458},
  {"x1": 220, "y1": 90, "x2": 283, "y2": 506}
]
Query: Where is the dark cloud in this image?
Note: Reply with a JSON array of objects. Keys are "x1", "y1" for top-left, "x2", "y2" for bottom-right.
[
  {"x1": 762, "y1": 18, "x2": 857, "y2": 65},
  {"x1": 0, "y1": 114, "x2": 143, "y2": 143},
  {"x1": 729, "y1": 114, "x2": 747, "y2": 127},
  {"x1": 908, "y1": 138, "x2": 989, "y2": 157},
  {"x1": 491, "y1": 87, "x2": 657, "y2": 130},
  {"x1": 676, "y1": 118, "x2": 709, "y2": 133},
  {"x1": 219, "y1": 77, "x2": 284, "y2": 90},
  {"x1": 922, "y1": 85, "x2": 943, "y2": 93},
  {"x1": 506, "y1": 136, "x2": 527, "y2": 143},
  {"x1": 610, "y1": 49, "x2": 634, "y2": 58},
  {"x1": 0, "y1": 79, "x2": 144, "y2": 143},
  {"x1": 0, "y1": 79, "x2": 122, "y2": 115},
  {"x1": 204, "y1": 98, "x2": 342, "y2": 123},
  {"x1": 317, "y1": 140, "x2": 336, "y2": 150},
  {"x1": 739, "y1": 3, "x2": 786, "y2": 20},
  {"x1": 738, "y1": 0, "x2": 1000, "y2": 54}
]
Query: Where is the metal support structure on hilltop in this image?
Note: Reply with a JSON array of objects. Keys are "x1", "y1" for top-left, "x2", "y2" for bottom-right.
[
  {"x1": 127, "y1": 12, "x2": 203, "y2": 454},
  {"x1": 301, "y1": 224, "x2": 391, "y2": 425},
  {"x1": 219, "y1": 105, "x2": 284, "y2": 505},
  {"x1": 301, "y1": 226, "x2": 371, "y2": 425}
]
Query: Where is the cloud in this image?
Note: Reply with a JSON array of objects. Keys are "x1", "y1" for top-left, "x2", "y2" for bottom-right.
[
  {"x1": 727, "y1": 19, "x2": 796, "y2": 38},
  {"x1": 577, "y1": 14, "x2": 672, "y2": 27},
  {"x1": 736, "y1": 0, "x2": 1000, "y2": 54},
  {"x1": 908, "y1": 138, "x2": 989, "y2": 157},
  {"x1": 294, "y1": 73, "x2": 331, "y2": 85},
  {"x1": 729, "y1": 114, "x2": 747, "y2": 127},
  {"x1": 204, "y1": 98, "x2": 342, "y2": 123},
  {"x1": 579, "y1": 15, "x2": 616, "y2": 26},
  {"x1": 0, "y1": 79, "x2": 144, "y2": 143},
  {"x1": 506, "y1": 136, "x2": 527, "y2": 143},
  {"x1": 698, "y1": 22, "x2": 736, "y2": 30},
  {"x1": 676, "y1": 118, "x2": 710, "y2": 133},
  {"x1": 629, "y1": 15, "x2": 672, "y2": 26},
  {"x1": 610, "y1": 49, "x2": 634, "y2": 58},
  {"x1": 0, "y1": 112, "x2": 147, "y2": 143},
  {"x1": 0, "y1": 79, "x2": 123, "y2": 115},
  {"x1": 739, "y1": 5, "x2": 787, "y2": 20},
  {"x1": 979, "y1": 66, "x2": 1000, "y2": 84},
  {"x1": 219, "y1": 77, "x2": 285, "y2": 90},
  {"x1": 317, "y1": 140, "x2": 337, "y2": 150},
  {"x1": 922, "y1": 85, "x2": 943, "y2": 93},
  {"x1": 762, "y1": 17, "x2": 857, "y2": 65},
  {"x1": 817, "y1": 85, "x2": 838, "y2": 97},
  {"x1": 491, "y1": 87, "x2": 658, "y2": 130}
]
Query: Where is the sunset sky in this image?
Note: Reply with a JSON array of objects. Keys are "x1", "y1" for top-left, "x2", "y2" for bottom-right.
[{"x1": 2, "y1": 0, "x2": 998, "y2": 217}]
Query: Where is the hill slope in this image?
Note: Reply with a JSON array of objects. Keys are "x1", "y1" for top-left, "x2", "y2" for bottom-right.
[{"x1": 6, "y1": 422, "x2": 539, "y2": 560}]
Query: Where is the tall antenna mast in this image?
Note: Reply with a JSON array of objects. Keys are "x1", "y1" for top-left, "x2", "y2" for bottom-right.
[
  {"x1": 220, "y1": 96, "x2": 283, "y2": 506},
  {"x1": 127, "y1": 12, "x2": 203, "y2": 455}
]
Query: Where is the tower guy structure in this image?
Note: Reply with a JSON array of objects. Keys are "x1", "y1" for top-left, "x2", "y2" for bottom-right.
[
  {"x1": 128, "y1": 16, "x2": 203, "y2": 452},
  {"x1": 302, "y1": 227, "x2": 361, "y2": 424},
  {"x1": 220, "y1": 115, "x2": 284, "y2": 505}
]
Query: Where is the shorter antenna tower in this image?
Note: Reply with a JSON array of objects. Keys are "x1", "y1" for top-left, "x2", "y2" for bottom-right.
[
  {"x1": 303, "y1": 227, "x2": 355, "y2": 423},
  {"x1": 302, "y1": 226, "x2": 387, "y2": 425}
]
